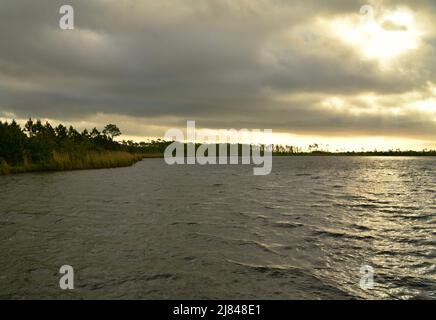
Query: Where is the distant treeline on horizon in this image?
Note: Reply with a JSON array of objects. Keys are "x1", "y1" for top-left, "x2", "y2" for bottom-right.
[{"x1": 1, "y1": 118, "x2": 436, "y2": 174}]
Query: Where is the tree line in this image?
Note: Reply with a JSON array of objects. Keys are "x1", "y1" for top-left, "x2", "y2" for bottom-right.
[{"x1": 1, "y1": 119, "x2": 118, "y2": 166}]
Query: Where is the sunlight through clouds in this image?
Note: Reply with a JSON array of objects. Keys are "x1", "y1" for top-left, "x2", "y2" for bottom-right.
[{"x1": 330, "y1": 7, "x2": 423, "y2": 64}]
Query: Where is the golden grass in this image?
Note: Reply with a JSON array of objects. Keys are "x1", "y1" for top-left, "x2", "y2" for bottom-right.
[
  {"x1": 0, "y1": 160, "x2": 11, "y2": 175},
  {"x1": 0, "y1": 151, "x2": 158, "y2": 175},
  {"x1": 51, "y1": 151, "x2": 145, "y2": 170}
]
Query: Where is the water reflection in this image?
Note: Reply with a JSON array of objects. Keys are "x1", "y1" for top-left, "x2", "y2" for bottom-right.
[{"x1": 0, "y1": 157, "x2": 434, "y2": 299}]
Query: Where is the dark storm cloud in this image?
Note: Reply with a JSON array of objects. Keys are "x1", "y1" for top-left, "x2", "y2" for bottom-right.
[{"x1": 0, "y1": 0, "x2": 435, "y2": 138}]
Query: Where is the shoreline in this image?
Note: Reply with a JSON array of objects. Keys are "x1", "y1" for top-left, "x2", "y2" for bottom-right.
[
  {"x1": 2, "y1": 153, "x2": 435, "y2": 176},
  {"x1": 0, "y1": 152, "x2": 163, "y2": 175}
]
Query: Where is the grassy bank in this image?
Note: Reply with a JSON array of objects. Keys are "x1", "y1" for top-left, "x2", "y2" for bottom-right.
[{"x1": 0, "y1": 151, "x2": 162, "y2": 175}]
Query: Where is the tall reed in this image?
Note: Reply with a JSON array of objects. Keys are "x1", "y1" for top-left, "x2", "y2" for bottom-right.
[
  {"x1": 0, "y1": 151, "x2": 147, "y2": 175},
  {"x1": 51, "y1": 151, "x2": 145, "y2": 170}
]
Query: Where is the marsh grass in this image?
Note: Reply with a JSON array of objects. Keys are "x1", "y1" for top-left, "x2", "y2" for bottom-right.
[
  {"x1": 0, "y1": 151, "x2": 159, "y2": 175},
  {"x1": 51, "y1": 150, "x2": 145, "y2": 170},
  {"x1": 0, "y1": 160, "x2": 11, "y2": 175}
]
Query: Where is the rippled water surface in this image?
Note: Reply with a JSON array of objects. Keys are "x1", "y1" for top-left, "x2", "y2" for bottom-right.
[{"x1": 0, "y1": 157, "x2": 435, "y2": 299}]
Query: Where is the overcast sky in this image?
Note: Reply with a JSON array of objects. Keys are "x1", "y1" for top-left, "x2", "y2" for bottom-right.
[{"x1": 1, "y1": 0, "x2": 436, "y2": 150}]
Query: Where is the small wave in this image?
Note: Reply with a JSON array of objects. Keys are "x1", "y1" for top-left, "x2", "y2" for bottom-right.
[
  {"x1": 351, "y1": 203, "x2": 380, "y2": 209},
  {"x1": 238, "y1": 212, "x2": 271, "y2": 220},
  {"x1": 264, "y1": 205, "x2": 277, "y2": 210},
  {"x1": 272, "y1": 221, "x2": 304, "y2": 229},
  {"x1": 170, "y1": 221, "x2": 199, "y2": 226},
  {"x1": 312, "y1": 228, "x2": 375, "y2": 241},
  {"x1": 394, "y1": 214, "x2": 433, "y2": 221},
  {"x1": 331, "y1": 185, "x2": 345, "y2": 189},
  {"x1": 226, "y1": 259, "x2": 302, "y2": 275},
  {"x1": 255, "y1": 215, "x2": 270, "y2": 220},
  {"x1": 348, "y1": 223, "x2": 371, "y2": 231},
  {"x1": 235, "y1": 239, "x2": 282, "y2": 256},
  {"x1": 226, "y1": 260, "x2": 355, "y2": 299},
  {"x1": 310, "y1": 204, "x2": 332, "y2": 208},
  {"x1": 186, "y1": 233, "x2": 281, "y2": 256},
  {"x1": 0, "y1": 221, "x2": 16, "y2": 226}
]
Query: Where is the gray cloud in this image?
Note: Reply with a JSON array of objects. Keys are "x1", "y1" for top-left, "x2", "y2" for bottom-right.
[{"x1": 1, "y1": 0, "x2": 436, "y2": 141}]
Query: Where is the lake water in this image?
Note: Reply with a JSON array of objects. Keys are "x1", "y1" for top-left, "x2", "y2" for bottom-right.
[{"x1": 0, "y1": 157, "x2": 435, "y2": 299}]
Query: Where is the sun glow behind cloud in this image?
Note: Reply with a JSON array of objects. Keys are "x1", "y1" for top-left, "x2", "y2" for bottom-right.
[{"x1": 330, "y1": 8, "x2": 423, "y2": 64}]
